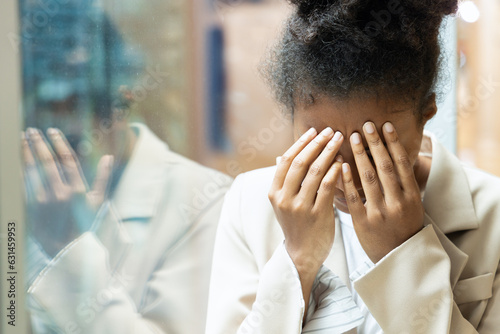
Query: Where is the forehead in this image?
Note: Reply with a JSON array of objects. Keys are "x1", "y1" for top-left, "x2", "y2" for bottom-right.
[{"x1": 294, "y1": 96, "x2": 417, "y2": 134}]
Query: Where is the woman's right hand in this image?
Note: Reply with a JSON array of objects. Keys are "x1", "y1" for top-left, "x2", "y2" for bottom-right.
[
  {"x1": 268, "y1": 127, "x2": 344, "y2": 300},
  {"x1": 22, "y1": 128, "x2": 113, "y2": 257}
]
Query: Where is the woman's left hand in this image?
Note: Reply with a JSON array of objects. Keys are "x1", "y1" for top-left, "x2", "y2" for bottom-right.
[{"x1": 341, "y1": 121, "x2": 425, "y2": 263}]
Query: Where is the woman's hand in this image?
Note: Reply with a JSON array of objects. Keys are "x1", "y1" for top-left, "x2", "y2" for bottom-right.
[
  {"x1": 342, "y1": 121, "x2": 425, "y2": 263},
  {"x1": 268, "y1": 127, "x2": 344, "y2": 290},
  {"x1": 22, "y1": 128, "x2": 113, "y2": 257}
]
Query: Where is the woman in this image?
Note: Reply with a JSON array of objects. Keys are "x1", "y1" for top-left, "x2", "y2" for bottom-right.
[{"x1": 206, "y1": 0, "x2": 500, "y2": 333}]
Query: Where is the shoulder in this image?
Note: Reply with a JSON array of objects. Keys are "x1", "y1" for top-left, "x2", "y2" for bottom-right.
[
  {"x1": 463, "y1": 164, "x2": 500, "y2": 196},
  {"x1": 463, "y1": 165, "x2": 500, "y2": 222},
  {"x1": 166, "y1": 150, "x2": 233, "y2": 193},
  {"x1": 463, "y1": 165, "x2": 500, "y2": 206},
  {"x1": 230, "y1": 166, "x2": 277, "y2": 209},
  {"x1": 222, "y1": 166, "x2": 284, "y2": 263}
]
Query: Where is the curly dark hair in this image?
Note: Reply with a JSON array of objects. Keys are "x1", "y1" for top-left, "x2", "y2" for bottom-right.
[{"x1": 263, "y1": 0, "x2": 458, "y2": 119}]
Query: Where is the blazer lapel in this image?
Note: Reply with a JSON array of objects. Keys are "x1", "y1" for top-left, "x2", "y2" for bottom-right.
[
  {"x1": 422, "y1": 135, "x2": 479, "y2": 287},
  {"x1": 423, "y1": 136, "x2": 478, "y2": 234}
]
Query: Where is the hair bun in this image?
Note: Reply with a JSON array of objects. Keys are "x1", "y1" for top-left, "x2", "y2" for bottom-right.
[{"x1": 288, "y1": 0, "x2": 339, "y2": 18}]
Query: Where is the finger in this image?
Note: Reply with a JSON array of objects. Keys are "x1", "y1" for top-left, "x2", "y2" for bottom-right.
[
  {"x1": 282, "y1": 127, "x2": 335, "y2": 195},
  {"x1": 341, "y1": 163, "x2": 366, "y2": 220},
  {"x1": 350, "y1": 132, "x2": 383, "y2": 204},
  {"x1": 22, "y1": 131, "x2": 47, "y2": 202},
  {"x1": 27, "y1": 128, "x2": 67, "y2": 199},
  {"x1": 47, "y1": 128, "x2": 88, "y2": 192},
  {"x1": 87, "y1": 155, "x2": 114, "y2": 209},
  {"x1": 270, "y1": 127, "x2": 317, "y2": 192},
  {"x1": 362, "y1": 122, "x2": 402, "y2": 199},
  {"x1": 382, "y1": 122, "x2": 420, "y2": 192},
  {"x1": 314, "y1": 157, "x2": 343, "y2": 209},
  {"x1": 299, "y1": 131, "x2": 344, "y2": 201}
]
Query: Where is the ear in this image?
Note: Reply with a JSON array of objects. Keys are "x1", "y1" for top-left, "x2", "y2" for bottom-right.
[{"x1": 421, "y1": 93, "x2": 438, "y2": 125}]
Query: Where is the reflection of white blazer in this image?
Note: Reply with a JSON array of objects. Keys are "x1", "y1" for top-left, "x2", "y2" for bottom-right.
[
  {"x1": 28, "y1": 123, "x2": 232, "y2": 333},
  {"x1": 206, "y1": 135, "x2": 500, "y2": 333}
]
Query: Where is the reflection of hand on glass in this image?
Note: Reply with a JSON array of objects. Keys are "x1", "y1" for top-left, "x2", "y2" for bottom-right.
[
  {"x1": 18, "y1": 3, "x2": 234, "y2": 333},
  {"x1": 22, "y1": 127, "x2": 113, "y2": 256},
  {"x1": 23, "y1": 121, "x2": 231, "y2": 334}
]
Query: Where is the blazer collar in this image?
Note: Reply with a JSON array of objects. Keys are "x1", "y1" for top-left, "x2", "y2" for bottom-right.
[
  {"x1": 111, "y1": 123, "x2": 172, "y2": 221},
  {"x1": 422, "y1": 134, "x2": 479, "y2": 234}
]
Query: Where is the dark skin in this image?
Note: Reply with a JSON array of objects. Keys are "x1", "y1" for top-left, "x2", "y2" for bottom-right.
[{"x1": 268, "y1": 94, "x2": 437, "y2": 320}]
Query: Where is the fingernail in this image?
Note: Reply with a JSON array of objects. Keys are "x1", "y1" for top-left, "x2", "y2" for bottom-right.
[
  {"x1": 301, "y1": 127, "x2": 316, "y2": 140},
  {"x1": 333, "y1": 131, "x2": 343, "y2": 142},
  {"x1": 342, "y1": 163, "x2": 350, "y2": 174},
  {"x1": 351, "y1": 133, "x2": 361, "y2": 145},
  {"x1": 47, "y1": 128, "x2": 58, "y2": 136},
  {"x1": 27, "y1": 128, "x2": 37, "y2": 136},
  {"x1": 335, "y1": 155, "x2": 343, "y2": 163},
  {"x1": 321, "y1": 127, "x2": 333, "y2": 137},
  {"x1": 364, "y1": 122, "x2": 375, "y2": 134},
  {"x1": 384, "y1": 122, "x2": 394, "y2": 133}
]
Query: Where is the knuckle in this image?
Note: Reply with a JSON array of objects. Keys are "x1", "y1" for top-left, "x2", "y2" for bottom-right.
[
  {"x1": 354, "y1": 147, "x2": 366, "y2": 157},
  {"x1": 369, "y1": 136, "x2": 382, "y2": 147},
  {"x1": 378, "y1": 159, "x2": 394, "y2": 174},
  {"x1": 397, "y1": 155, "x2": 412, "y2": 169},
  {"x1": 59, "y1": 152, "x2": 75, "y2": 165},
  {"x1": 407, "y1": 191, "x2": 422, "y2": 203},
  {"x1": 280, "y1": 154, "x2": 293, "y2": 164},
  {"x1": 392, "y1": 201, "x2": 404, "y2": 213},
  {"x1": 310, "y1": 137, "x2": 322, "y2": 146},
  {"x1": 321, "y1": 179, "x2": 335, "y2": 192},
  {"x1": 363, "y1": 169, "x2": 378, "y2": 185},
  {"x1": 347, "y1": 192, "x2": 360, "y2": 204},
  {"x1": 308, "y1": 163, "x2": 322, "y2": 176},
  {"x1": 387, "y1": 134, "x2": 399, "y2": 144},
  {"x1": 291, "y1": 201, "x2": 306, "y2": 213},
  {"x1": 291, "y1": 157, "x2": 305, "y2": 169},
  {"x1": 274, "y1": 196, "x2": 288, "y2": 210},
  {"x1": 39, "y1": 154, "x2": 53, "y2": 165},
  {"x1": 371, "y1": 209, "x2": 384, "y2": 221}
]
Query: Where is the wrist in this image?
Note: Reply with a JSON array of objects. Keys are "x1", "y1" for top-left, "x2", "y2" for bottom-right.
[{"x1": 285, "y1": 246, "x2": 323, "y2": 279}]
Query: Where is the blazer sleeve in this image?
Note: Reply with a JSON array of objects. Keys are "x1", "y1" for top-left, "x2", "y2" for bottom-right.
[
  {"x1": 206, "y1": 175, "x2": 364, "y2": 334},
  {"x1": 206, "y1": 175, "x2": 304, "y2": 334},
  {"x1": 353, "y1": 224, "x2": 498, "y2": 333},
  {"x1": 28, "y1": 232, "x2": 164, "y2": 333},
  {"x1": 28, "y1": 196, "x2": 225, "y2": 334}
]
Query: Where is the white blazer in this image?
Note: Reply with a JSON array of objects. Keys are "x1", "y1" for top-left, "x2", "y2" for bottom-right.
[
  {"x1": 27, "y1": 123, "x2": 232, "y2": 333},
  {"x1": 206, "y1": 135, "x2": 500, "y2": 333}
]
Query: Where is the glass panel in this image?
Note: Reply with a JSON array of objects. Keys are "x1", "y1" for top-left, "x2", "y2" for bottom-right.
[{"x1": 18, "y1": 1, "x2": 236, "y2": 333}]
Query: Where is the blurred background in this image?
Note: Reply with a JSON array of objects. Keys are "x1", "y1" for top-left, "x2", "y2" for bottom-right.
[
  {"x1": 17, "y1": 0, "x2": 295, "y2": 184},
  {"x1": 9, "y1": 0, "x2": 500, "y2": 178}
]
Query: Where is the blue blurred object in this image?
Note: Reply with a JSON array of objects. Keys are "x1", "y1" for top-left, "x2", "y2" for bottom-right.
[{"x1": 20, "y1": 0, "x2": 145, "y2": 126}]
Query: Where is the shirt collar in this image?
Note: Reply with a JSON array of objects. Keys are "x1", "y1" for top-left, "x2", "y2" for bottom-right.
[
  {"x1": 423, "y1": 133, "x2": 479, "y2": 234},
  {"x1": 110, "y1": 122, "x2": 172, "y2": 221}
]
